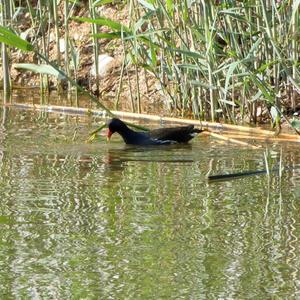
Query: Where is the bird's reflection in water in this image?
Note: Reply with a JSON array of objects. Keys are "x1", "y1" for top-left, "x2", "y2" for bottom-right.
[{"x1": 103, "y1": 143, "x2": 195, "y2": 172}]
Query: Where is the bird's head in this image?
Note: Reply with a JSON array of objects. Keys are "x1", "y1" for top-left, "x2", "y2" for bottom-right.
[{"x1": 107, "y1": 118, "x2": 128, "y2": 141}]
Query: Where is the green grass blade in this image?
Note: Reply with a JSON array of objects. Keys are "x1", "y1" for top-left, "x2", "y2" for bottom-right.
[
  {"x1": 14, "y1": 63, "x2": 65, "y2": 79},
  {"x1": 166, "y1": 47, "x2": 204, "y2": 59},
  {"x1": 93, "y1": 32, "x2": 122, "y2": 39},
  {"x1": 93, "y1": 0, "x2": 115, "y2": 7},
  {"x1": 137, "y1": 0, "x2": 155, "y2": 11},
  {"x1": 73, "y1": 16, "x2": 130, "y2": 32},
  {"x1": 0, "y1": 26, "x2": 34, "y2": 51}
]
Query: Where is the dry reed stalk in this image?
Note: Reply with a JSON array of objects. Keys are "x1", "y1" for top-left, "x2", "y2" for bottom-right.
[
  {"x1": 6, "y1": 102, "x2": 300, "y2": 143},
  {"x1": 205, "y1": 132, "x2": 261, "y2": 149},
  {"x1": 223, "y1": 134, "x2": 300, "y2": 143}
]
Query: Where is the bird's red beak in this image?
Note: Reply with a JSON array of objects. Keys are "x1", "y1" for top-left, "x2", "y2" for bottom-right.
[{"x1": 107, "y1": 129, "x2": 113, "y2": 142}]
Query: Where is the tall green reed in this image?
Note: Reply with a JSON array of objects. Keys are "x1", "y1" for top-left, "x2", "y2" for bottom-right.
[
  {"x1": 113, "y1": 0, "x2": 300, "y2": 125},
  {"x1": 1, "y1": 0, "x2": 11, "y2": 97},
  {"x1": 89, "y1": 0, "x2": 100, "y2": 94},
  {"x1": 1, "y1": 0, "x2": 299, "y2": 129}
]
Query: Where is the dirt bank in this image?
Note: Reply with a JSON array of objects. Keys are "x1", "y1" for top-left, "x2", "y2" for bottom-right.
[{"x1": 4, "y1": 2, "x2": 166, "y2": 114}]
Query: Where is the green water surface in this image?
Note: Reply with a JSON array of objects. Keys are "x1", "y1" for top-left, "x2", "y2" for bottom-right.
[{"x1": 0, "y1": 107, "x2": 299, "y2": 299}]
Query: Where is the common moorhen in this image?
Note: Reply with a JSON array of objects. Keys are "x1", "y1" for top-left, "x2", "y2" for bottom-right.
[{"x1": 107, "y1": 118, "x2": 203, "y2": 145}]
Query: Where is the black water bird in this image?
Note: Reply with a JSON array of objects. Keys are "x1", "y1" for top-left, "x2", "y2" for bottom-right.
[{"x1": 107, "y1": 118, "x2": 203, "y2": 145}]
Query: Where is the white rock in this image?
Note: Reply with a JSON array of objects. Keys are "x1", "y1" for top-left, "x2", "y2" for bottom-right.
[
  {"x1": 49, "y1": 32, "x2": 55, "y2": 43},
  {"x1": 59, "y1": 38, "x2": 65, "y2": 53},
  {"x1": 90, "y1": 54, "x2": 115, "y2": 77},
  {"x1": 256, "y1": 106, "x2": 262, "y2": 117}
]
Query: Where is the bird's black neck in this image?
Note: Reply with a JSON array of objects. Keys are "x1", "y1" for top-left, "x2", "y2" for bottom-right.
[{"x1": 117, "y1": 126, "x2": 140, "y2": 144}]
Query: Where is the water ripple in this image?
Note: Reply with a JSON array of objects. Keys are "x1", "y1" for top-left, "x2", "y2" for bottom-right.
[{"x1": 0, "y1": 108, "x2": 299, "y2": 298}]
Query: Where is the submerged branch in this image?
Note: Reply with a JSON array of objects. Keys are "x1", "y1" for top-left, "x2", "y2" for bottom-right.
[{"x1": 207, "y1": 165, "x2": 300, "y2": 182}]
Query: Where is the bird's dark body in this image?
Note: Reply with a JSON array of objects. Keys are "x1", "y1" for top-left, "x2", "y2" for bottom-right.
[{"x1": 107, "y1": 118, "x2": 202, "y2": 145}]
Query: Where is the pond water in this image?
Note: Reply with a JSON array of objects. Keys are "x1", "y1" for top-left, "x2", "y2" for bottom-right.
[{"x1": 0, "y1": 105, "x2": 299, "y2": 299}]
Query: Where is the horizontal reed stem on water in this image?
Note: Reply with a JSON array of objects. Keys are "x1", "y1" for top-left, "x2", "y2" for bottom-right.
[{"x1": 6, "y1": 103, "x2": 300, "y2": 146}]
